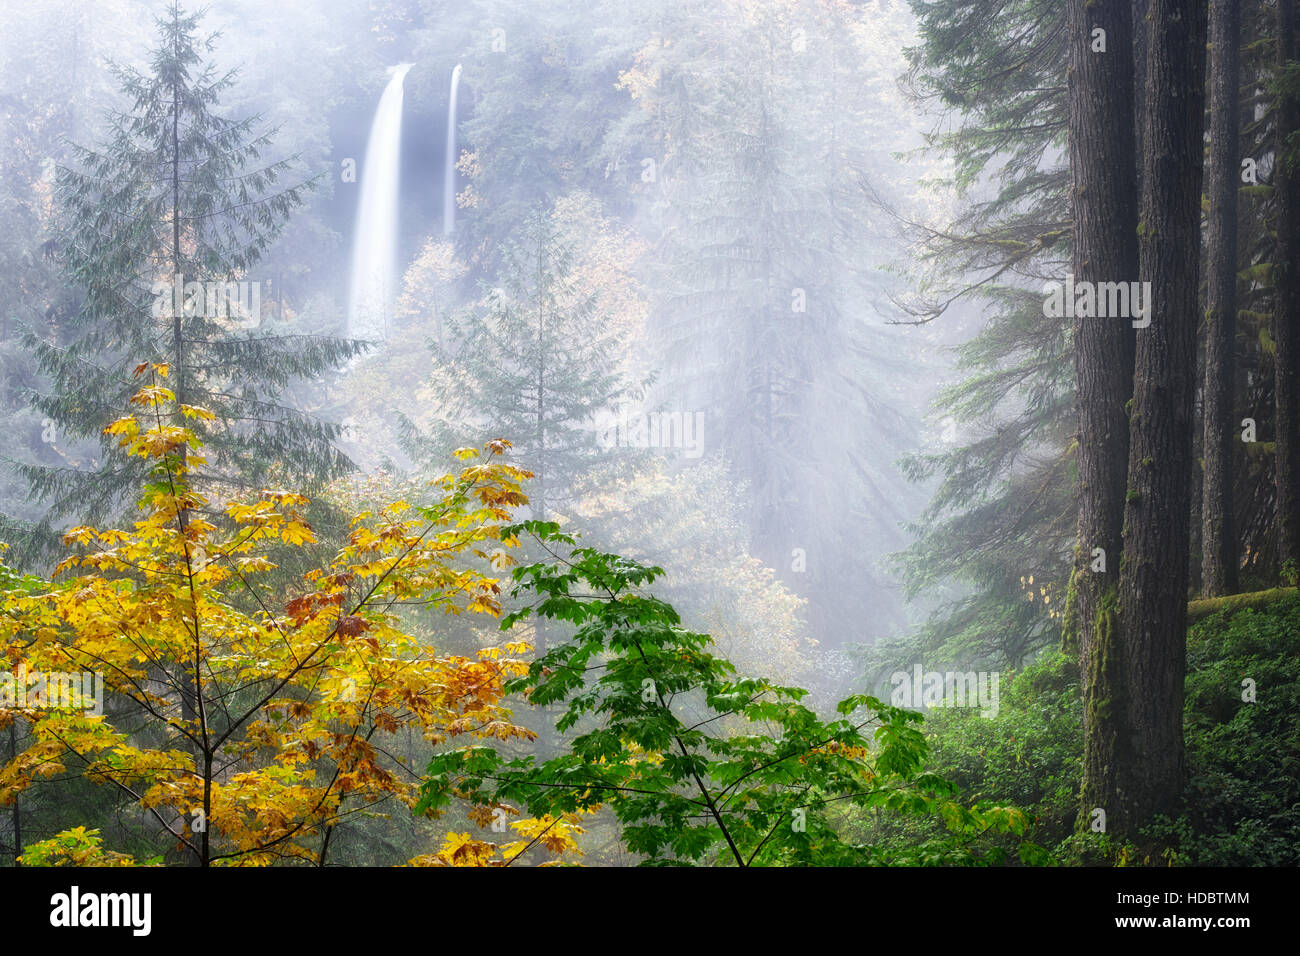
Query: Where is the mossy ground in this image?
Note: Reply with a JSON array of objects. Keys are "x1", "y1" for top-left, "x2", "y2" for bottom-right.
[{"x1": 901, "y1": 588, "x2": 1300, "y2": 865}]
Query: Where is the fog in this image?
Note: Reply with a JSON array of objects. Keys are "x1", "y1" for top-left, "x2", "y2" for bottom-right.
[
  {"x1": 0, "y1": 0, "x2": 963, "y2": 701},
  {"x1": 4, "y1": 0, "x2": 1279, "y2": 882}
]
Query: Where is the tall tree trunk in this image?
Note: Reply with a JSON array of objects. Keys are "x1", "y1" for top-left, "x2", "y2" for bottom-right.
[
  {"x1": 1068, "y1": 0, "x2": 1140, "y2": 825},
  {"x1": 1117, "y1": 0, "x2": 1208, "y2": 837},
  {"x1": 1202, "y1": 0, "x2": 1242, "y2": 596},
  {"x1": 1277, "y1": 0, "x2": 1300, "y2": 582},
  {"x1": 1133, "y1": 0, "x2": 1148, "y2": 194}
]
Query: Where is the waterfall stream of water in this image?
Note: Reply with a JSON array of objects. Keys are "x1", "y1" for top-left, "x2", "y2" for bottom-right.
[
  {"x1": 443, "y1": 63, "x2": 462, "y2": 236},
  {"x1": 347, "y1": 63, "x2": 413, "y2": 341}
]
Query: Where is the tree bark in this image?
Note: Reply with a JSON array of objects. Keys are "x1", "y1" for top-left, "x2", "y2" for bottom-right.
[
  {"x1": 1277, "y1": 0, "x2": 1300, "y2": 582},
  {"x1": 1201, "y1": 0, "x2": 1242, "y2": 596},
  {"x1": 1133, "y1": 0, "x2": 1148, "y2": 195},
  {"x1": 1068, "y1": 0, "x2": 1140, "y2": 827},
  {"x1": 1117, "y1": 0, "x2": 1208, "y2": 836}
]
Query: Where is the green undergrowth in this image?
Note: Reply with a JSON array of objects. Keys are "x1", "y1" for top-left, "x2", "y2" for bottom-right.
[{"x1": 901, "y1": 589, "x2": 1300, "y2": 865}]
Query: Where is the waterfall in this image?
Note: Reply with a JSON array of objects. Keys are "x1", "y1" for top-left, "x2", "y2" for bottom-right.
[
  {"x1": 348, "y1": 62, "x2": 413, "y2": 341},
  {"x1": 443, "y1": 63, "x2": 462, "y2": 236}
]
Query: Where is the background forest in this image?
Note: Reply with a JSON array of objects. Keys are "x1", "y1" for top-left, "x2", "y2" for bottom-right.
[{"x1": 0, "y1": 0, "x2": 1295, "y2": 869}]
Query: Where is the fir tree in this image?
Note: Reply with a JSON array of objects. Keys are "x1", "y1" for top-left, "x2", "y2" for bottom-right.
[
  {"x1": 623, "y1": 0, "x2": 928, "y2": 648},
  {"x1": 1201, "y1": 0, "x2": 1243, "y2": 596},
  {"x1": 14, "y1": 1, "x2": 362, "y2": 552},
  {"x1": 888, "y1": 0, "x2": 1072, "y2": 670},
  {"x1": 404, "y1": 200, "x2": 642, "y2": 523}
]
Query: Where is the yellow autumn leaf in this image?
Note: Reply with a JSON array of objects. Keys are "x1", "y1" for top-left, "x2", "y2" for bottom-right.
[{"x1": 280, "y1": 522, "x2": 317, "y2": 546}]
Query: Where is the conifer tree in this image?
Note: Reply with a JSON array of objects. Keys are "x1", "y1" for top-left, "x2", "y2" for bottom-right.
[
  {"x1": 891, "y1": 0, "x2": 1072, "y2": 669},
  {"x1": 18, "y1": 1, "x2": 361, "y2": 545},
  {"x1": 1202, "y1": 0, "x2": 1242, "y2": 596},
  {"x1": 622, "y1": 0, "x2": 927, "y2": 646},
  {"x1": 405, "y1": 200, "x2": 641, "y2": 523},
  {"x1": 1067, "y1": 0, "x2": 1139, "y2": 836},
  {"x1": 1111, "y1": 0, "x2": 1207, "y2": 835},
  {"x1": 1274, "y1": 0, "x2": 1300, "y2": 581}
]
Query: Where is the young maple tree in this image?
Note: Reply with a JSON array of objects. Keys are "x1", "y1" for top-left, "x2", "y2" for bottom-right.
[
  {"x1": 418, "y1": 522, "x2": 1047, "y2": 867},
  {"x1": 0, "y1": 364, "x2": 551, "y2": 866}
]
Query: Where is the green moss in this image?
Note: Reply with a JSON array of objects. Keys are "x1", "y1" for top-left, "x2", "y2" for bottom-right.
[
  {"x1": 1083, "y1": 590, "x2": 1119, "y2": 729},
  {"x1": 1259, "y1": 324, "x2": 1276, "y2": 356},
  {"x1": 912, "y1": 589, "x2": 1300, "y2": 865},
  {"x1": 1187, "y1": 588, "x2": 1297, "y2": 623}
]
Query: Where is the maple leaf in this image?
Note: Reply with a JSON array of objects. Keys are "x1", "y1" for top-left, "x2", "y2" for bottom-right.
[
  {"x1": 103, "y1": 417, "x2": 139, "y2": 438},
  {"x1": 336, "y1": 615, "x2": 369, "y2": 637},
  {"x1": 280, "y1": 521, "x2": 316, "y2": 546}
]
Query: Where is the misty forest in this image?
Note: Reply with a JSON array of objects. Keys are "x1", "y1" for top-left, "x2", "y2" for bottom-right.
[{"x1": 0, "y1": 0, "x2": 1296, "y2": 871}]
